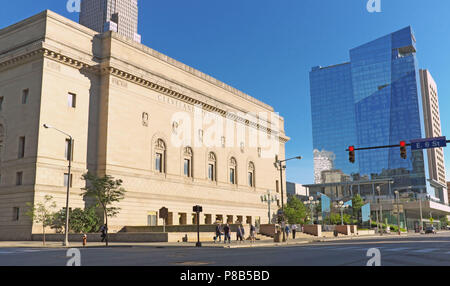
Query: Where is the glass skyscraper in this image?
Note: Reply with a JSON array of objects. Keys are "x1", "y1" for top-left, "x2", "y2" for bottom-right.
[{"x1": 309, "y1": 27, "x2": 438, "y2": 198}]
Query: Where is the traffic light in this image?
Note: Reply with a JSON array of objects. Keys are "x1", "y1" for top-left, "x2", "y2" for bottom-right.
[
  {"x1": 349, "y1": 146, "x2": 355, "y2": 163},
  {"x1": 400, "y1": 141, "x2": 407, "y2": 159}
]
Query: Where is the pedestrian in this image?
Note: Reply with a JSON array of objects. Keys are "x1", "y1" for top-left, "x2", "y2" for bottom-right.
[
  {"x1": 240, "y1": 224, "x2": 245, "y2": 243},
  {"x1": 223, "y1": 223, "x2": 231, "y2": 244},
  {"x1": 215, "y1": 223, "x2": 223, "y2": 243},
  {"x1": 100, "y1": 224, "x2": 108, "y2": 243},
  {"x1": 250, "y1": 224, "x2": 256, "y2": 243},
  {"x1": 291, "y1": 224, "x2": 297, "y2": 239},
  {"x1": 236, "y1": 224, "x2": 245, "y2": 243},
  {"x1": 285, "y1": 225, "x2": 290, "y2": 240}
]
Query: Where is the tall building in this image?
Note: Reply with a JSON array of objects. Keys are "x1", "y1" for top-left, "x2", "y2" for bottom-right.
[
  {"x1": 80, "y1": 0, "x2": 141, "y2": 43},
  {"x1": 0, "y1": 11, "x2": 288, "y2": 240},
  {"x1": 309, "y1": 27, "x2": 447, "y2": 202},
  {"x1": 420, "y1": 70, "x2": 447, "y2": 189}
]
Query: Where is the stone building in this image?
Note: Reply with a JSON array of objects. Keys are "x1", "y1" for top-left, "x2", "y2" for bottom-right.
[{"x1": 0, "y1": 10, "x2": 288, "y2": 240}]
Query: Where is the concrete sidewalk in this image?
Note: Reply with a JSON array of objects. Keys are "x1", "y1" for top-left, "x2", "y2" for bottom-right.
[{"x1": 1, "y1": 231, "x2": 447, "y2": 249}]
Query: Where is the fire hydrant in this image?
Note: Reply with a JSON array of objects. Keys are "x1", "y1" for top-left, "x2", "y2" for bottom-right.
[{"x1": 82, "y1": 234, "x2": 87, "y2": 247}]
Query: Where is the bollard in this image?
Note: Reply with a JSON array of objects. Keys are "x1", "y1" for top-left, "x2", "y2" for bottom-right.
[{"x1": 82, "y1": 234, "x2": 87, "y2": 247}]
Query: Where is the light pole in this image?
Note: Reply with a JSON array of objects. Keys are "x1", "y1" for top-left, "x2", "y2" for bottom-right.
[
  {"x1": 304, "y1": 197, "x2": 319, "y2": 225},
  {"x1": 334, "y1": 201, "x2": 349, "y2": 225},
  {"x1": 376, "y1": 186, "x2": 383, "y2": 236},
  {"x1": 261, "y1": 191, "x2": 278, "y2": 224},
  {"x1": 394, "y1": 190, "x2": 401, "y2": 235},
  {"x1": 274, "y1": 156, "x2": 302, "y2": 242},
  {"x1": 43, "y1": 124, "x2": 72, "y2": 247}
]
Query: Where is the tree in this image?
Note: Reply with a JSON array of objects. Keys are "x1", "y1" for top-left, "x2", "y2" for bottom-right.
[
  {"x1": 352, "y1": 194, "x2": 364, "y2": 225},
  {"x1": 440, "y1": 216, "x2": 448, "y2": 228},
  {"x1": 284, "y1": 196, "x2": 307, "y2": 225},
  {"x1": 24, "y1": 195, "x2": 57, "y2": 245},
  {"x1": 81, "y1": 172, "x2": 126, "y2": 246},
  {"x1": 51, "y1": 206, "x2": 102, "y2": 234}
]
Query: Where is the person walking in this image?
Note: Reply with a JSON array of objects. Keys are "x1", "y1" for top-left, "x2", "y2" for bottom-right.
[
  {"x1": 223, "y1": 223, "x2": 231, "y2": 244},
  {"x1": 292, "y1": 224, "x2": 297, "y2": 239},
  {"x1": 236, "y1": 224, "x2": 245, "y2": 243},
  {"x1": 100, "y1": 224, "x2": 108, "y2": 243},
  {"x1": 250, "y1": 224, "x2": 256, "y2": 243},
  {"x1": 215, "y1": 223, "x2": 223, "y2": 243},
  {"x1": 240, "y1": 224, "x2": 245, "y2": 243},
  {"x1": 285, "y1": 224, "x2": 291, "y2": 240}
]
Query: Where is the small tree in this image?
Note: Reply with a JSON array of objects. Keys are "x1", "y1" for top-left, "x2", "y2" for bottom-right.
[
  {"x1": 51, "y1": 206, "x2": 102, "y2": 234},
  {"x1": 284, "y1": 196, "x2": 307, "y2": 225},
  {"x1": 352, "y1": 194, "x2": 364, "y2": 225},
  {"x1": 24, "y1": 195, "x2": 57, "y2": 245},
  {"x1": 81, "y1": 172, "x2": 126, "y2": 246}
]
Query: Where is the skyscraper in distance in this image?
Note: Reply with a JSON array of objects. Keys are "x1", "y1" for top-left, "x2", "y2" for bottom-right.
[
  {"x1": 309, "y1": 26, "x2": 447, "y2": 203},
  {"x1": 80, "y1": 0, "x2": 141, "y2": 43}
]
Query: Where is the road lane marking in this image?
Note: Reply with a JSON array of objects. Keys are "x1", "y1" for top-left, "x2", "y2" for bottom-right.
[
  {"x1": 383, "y1": 247, "x2": 410, "y2": 252},
  {"x1": 411, "y1": 248, "x2": 438, "y2": 253}
]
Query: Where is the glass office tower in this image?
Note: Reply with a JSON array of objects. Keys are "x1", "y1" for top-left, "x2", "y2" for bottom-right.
[{"x1": 310, "y1": 27, "x2": 431, "y2": 197}]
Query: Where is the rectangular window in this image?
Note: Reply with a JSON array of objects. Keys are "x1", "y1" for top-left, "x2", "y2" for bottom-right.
[
  {"x1": 22, "y1": 89, "x2": 29, "y2": 104},
  {"x1": 230, "y1": 168, "x2": 235, "y2": 184},
  {"x1": 248, "y1": 172, "x2": 253, "y2": 187},
  {"x1": 276, "y1": 180, "x2": 279, "y2": 193},
  {"x1": 155, "y1": 153, "x2": 162, "y2": 172},
  {"x1": 0, "y1": 96, "x2": 4, "y2": 111},
  {"x1": 18, "y1": 136, "x2": 25, "y2": 158},
  {"x1": 208, "y1": 164, "x2": 214, "y2": 181},
  {"x1": 64, "y1": 173, "x2": 73, "y2": 187},
  {"x1": 65, "y1": 139, "x2": 72, "y2": 161},
  {"x1": 68, "y1": 93, "x2": 76, "y2": 108},
  {"x1": 13, "y1": 207, "x2": 19, "y2": 221},
  {"x1": 184, "y1": 159, "x2": 190, "y2": 177},
  {"x1": 16, "y1": 172, "x2": 23, "y2": 186}
]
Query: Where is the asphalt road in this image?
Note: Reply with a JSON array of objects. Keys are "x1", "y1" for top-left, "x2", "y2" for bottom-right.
[{"x1": 1, "y1": 232, "x2": 450, "y2": 266}]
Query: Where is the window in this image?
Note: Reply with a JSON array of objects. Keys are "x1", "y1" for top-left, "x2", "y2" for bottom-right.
[
  {"x1": 64, "y1": 173, "x2": 73, "y2": 187},
  {"x1": 154, "y1": 139, "x2": 166, "y2": 173},
  {"x1": 18, "y1": 137, "x2": 25, "y2": 158},
  {"x1": 183, "y1": 147, "x2": 193, "y2": 178},
  {"x1": 0, "y1": 96, "x2": 4, "y2": 111},
  {"x1": 68, "y1": 92, "x2": 76, "y2": 108},
  {"x1": 248, "y1": 162, "x2": 255, "y2": 187},
  {"x1": 65, "y1": 139, "x2": 72, "y2": 161},
  {"x1": 229, "y1": 157, "x2": 237, "y2": 185},
  {"x1": 13, "y1": 207, "x2": 19, "y2": 221},
  {"x1": 16, "y1": 172, "x2": 23, "y2": 186},
  {"x1": 184, "y1": 159, "x2": 190, "y2": 177},
  {"x1": 155, "y1": 153, "x2": 162, "y2": 172},
  {"x1": 22, "y1": 89, "x2": 29, "y2": 104},
  {"x1": 208, "y1": 152, "x2": 216, "y2": 182}
]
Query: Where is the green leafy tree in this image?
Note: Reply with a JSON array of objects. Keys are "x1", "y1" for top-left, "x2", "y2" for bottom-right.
[
  {"x1": 440, "y1": 216, "x2": 448, "y2": 228},
  {"x1": 81, "y1": 172, "x2": 126, "y2": 246},
  {"x1": 284, "y1": 196, "x2": 307, "y2": 225},
  {"x1": 352, "y1": 194, "x2": 364, "y2": 225},
  {"x1": 24, "y1": 195, "x2": 57, "y2": 245},
  {"x1": 51, "y1": 206, "x2": 102, "y2": 234}
]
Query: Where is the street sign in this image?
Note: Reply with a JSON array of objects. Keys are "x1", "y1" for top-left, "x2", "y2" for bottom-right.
[
  {"x1": 410, "y1": 137, "x2": 447, "y2": 150},
  {"x1": 193, "y1": 205, "x2": 203, "y2": 213},
  {"x1": 159, "y1": 207, "x2": 168, "y2": 219}
]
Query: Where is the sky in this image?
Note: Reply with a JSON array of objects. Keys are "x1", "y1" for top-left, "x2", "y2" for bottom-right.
[{"x1": 1, "y1": 0, "x2": 450, "y2": 185}]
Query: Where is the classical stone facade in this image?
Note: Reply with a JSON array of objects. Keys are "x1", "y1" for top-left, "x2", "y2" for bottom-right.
[{"x1": 0, "y1": 10, "x2": 289, "y2": 240}]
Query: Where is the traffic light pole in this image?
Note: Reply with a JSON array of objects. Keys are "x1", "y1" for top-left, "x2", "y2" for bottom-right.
[{"x1": 347, "y1": 140, "x2": 450, "y2": 152}]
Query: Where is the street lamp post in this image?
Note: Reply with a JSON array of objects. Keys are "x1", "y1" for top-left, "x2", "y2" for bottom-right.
[
  {"x1": 261, "y1": 191, "x2": 278, "y2": 224},
  {"x1": 376, "y1": 186, "x2": 383, "y2": 236},
  {"x1": 394, "y1": 190, "x2": 401, "y2": 235},
  {"x1": 275, "y1": 156, "x2": 302, "y2": 242},
  {"x1": 304, "y1": 197, "x2": 319, "y2": 225},
  {"x1": 43, "y1": 124, "x2": 72, "y2": 247},
  {"x1": 334, "y1": 201, "x2": 349, "y2": 225}
]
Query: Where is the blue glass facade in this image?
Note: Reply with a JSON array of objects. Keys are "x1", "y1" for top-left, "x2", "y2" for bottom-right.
[{"x1": 310, "y1": 27, "x2": 427, "y2": 193}]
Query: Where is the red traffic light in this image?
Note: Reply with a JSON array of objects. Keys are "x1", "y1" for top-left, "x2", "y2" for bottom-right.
[
  {"x1": 349, "y1": 146, "x2": 355, "y2": 152},
  {"x1": 400, "y1": 141, "x2": 406, "y2": 147}
]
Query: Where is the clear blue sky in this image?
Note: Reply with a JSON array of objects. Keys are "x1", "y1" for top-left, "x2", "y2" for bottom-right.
[{"x1": 1, "y1": 1, "x2": 450, "y2": 185}]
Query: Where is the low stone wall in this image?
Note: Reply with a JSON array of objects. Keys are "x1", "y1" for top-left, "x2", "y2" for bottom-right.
[
  {"x1": 303, "y1": 225, "x2": 322, "y2": 237},
  {"x1": 357, "y1": 230, "x2": 376, "y2": 236},
  {"x1": 350, "y1": 225, "x2": 358, "y2": 235},
  {"x1": 335, "y1": 225, "x2": 351, "y2": 235},
  {"x1": 259, "y1": 224, "x2": 276, "y2": 237},
  {"x1": 32, "y1": 233, "x2": 169, "y2": 243}
]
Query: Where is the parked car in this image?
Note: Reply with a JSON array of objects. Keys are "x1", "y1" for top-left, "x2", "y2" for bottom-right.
[{"x1": 425, "y1": 226, "x2": 437, "y2": 234}]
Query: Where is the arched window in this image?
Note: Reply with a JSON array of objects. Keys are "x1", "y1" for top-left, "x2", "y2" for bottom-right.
[
  {"x1": 183, "y1": 147, "x2": 193, "y2": 178},
  {"x1": 154, "y1": 139, "x2": 166, "y2": 173},
  {"x1": 248, "y1": 162, "x2": 255, "y2": 188},
  {"x1": 229, "y1": 157, "x2": 237, "y2": 185},
  {"x1": 207, "y1": 152, "x2": 217, "y2": 182}
]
